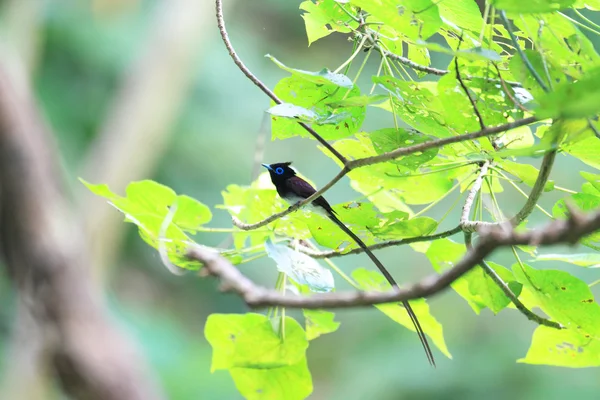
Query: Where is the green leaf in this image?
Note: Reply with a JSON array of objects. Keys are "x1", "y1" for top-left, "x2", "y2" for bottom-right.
[
  {"x1": 324, "y1": 94, "x2": 388, "y2": 108},
  {"x1": 267, "y1": 55, "x2": 354, "y2": 89},
  {"x1": 532, "y1": 253, "x2": 600, "y2": 268},
  {"x1": 512, "y1": 263, "x2": 600, "y2": 338},
  {"x1": 303, "y1": 310, "x2": 340, "y2": 341},
  {"x1": 205, "y1": 313, "x2": 309, "y2": 371},
  {"x1": 265, "y1": 239, "x2": 334, "y2": 292},
  {"x1": 520, "y1": 326, "x2": 600, "y2": 367},
  {"x1": 304, "y1": 201, "x2": 380, "y2": 250},
  {"x1": 352, "y1": 268, "x2": 451, "y2": 358},
  {"x1": 81, "y1": 179, "x2": 212, "y2": 270},
  {"x1": 299, "y1": 0, "x2": 358, "y2": 45},
  {"x1": 220, "y1": 173, "x2": 311, "y2": 248},
  {"x1": 272, "y1": 76, "x2": 365, "y2": 140},
  {"x1": 230, "y1": 359, "x2": 313, "y2": 400},
  {"x1": 581, "y1": 171, "x2": 600, "y2": 192},
  {"x1": 372, "y1": 77, "x2": 450, "y2": 138},
  {"x1": 496, "y1": 126, "x2": 535, "y2": 150},
  {"x1": 468, "y1": 261, "x2": 522, "y2": 314},
  {"x1": 437, "y1": 0, "x2": 483, "y2": 32},
  {"x1": 492, "y1": 0, "x2": 576, "y2": 13},
  {"x1": 267, "y1": 103, "x2": 320, "y2": 123},
  {"x1": 370, "y1": 128, "x2": 439, "y2": 170},
  {"x1": 499, "y1": 160, "x2": 555, "y2": 192},
  {"x1": 371, "y1": 216, "x2": 437, "y2": 240},
  {"x1": 563, "y1": 131, "x2": 600, "y2": 170},
  {"x1": 426, "y1": 239, "x2": 485, "y2": 313},
  {"x1": 536, "y1": 67, "x2": 600, "y2": 119},
  {"x1": 553, "y1": 193, "x2": 600, "y2": 250},
  {"x1": 349, "y1": 0, "x2": 442, "y2": 40}
]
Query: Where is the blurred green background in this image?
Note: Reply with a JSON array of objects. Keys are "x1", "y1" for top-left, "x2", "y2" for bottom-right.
[{"x1": 0, "y1": 0, "x2": 599, "y2": 398}]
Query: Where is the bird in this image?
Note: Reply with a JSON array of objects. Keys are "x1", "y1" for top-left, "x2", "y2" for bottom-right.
[{"x1": 262, "y1": 161, "x2": 435, "y2": 366}]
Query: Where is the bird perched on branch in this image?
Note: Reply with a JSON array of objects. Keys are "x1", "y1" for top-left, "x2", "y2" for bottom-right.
[{"x1": 262, "y1": 161, "x2": 435, "y2": 366}]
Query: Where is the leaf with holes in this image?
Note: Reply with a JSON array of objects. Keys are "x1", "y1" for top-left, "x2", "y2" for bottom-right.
[
  {"x1": 520, "y1": 326, "x2": 600, "y2": 367},
  {"x1": 272, "y1": 76, "x2": 365, "y2": 140}
]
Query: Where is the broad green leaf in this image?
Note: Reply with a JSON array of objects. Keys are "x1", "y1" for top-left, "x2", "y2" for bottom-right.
[
  {"x1": 553, "y1": 193, "x2": 600, "y2": 250},
  {"x1": 350, "y1": 0, "x2": 442, "y2": 40},
  {"x1": 426, "y1": 239, "x2": 485, "y2": 313},
  {"x1": 81, "y1": 179, "x2": 212, "y2": 270},
  {"x1": 563, "y1": 131, "x2": 600, "y2": 170},
  {"x1": 371, "y1": 216, "x2": 437, "y2": 240},
  {"x1": 370, "y1": 128, "x2": 439, "y2": 170},
  {"x1": 492, "y1": 0, "x2": 576, "y2": 13},
  {"x1": 532, "y1": 253, "x2": 600, "y2": 267},
  {"x1": 272, "y1": 76, "x2": 365, "y2": 140},
  {"x1": 303, "y1": 310, "x2": 340, "y2": 340},
  {"x1": 516, "y1": 14, "x2": 600, "y2": 79},
  {"x1": 304, "y1": 201, "x2": 380, "y2": 250},
  {"x1": 205, "y1": 313, "x2": 309, "y2": 371},
  {"x1": 408, "y1": 44, "x2": 430, "y2": 77},
  {"x1": 230, "y1": 359, "x2": 313, "y2": 400},
  {"x1": 352, "y1": 268, "x2": 451, "y2": 358},
  {"x1": 512, "y1": 263, "x2": 600, "y2": 338},
  {"x1": 536, "y1": 67, "x2": 600, "y2": 119},
  {"x1": 265, "y1": 239, "x2": 334, "y2": 292},
  {"x1": 324, "y1": 94, "x2": 388, "y2": 108},
  {"x1": 266, "y1": 103, "x2": 320, "y2": 123},
  {"x1": 299, "y1": 0, "x2": 358, "y2": 45},
  {"x1": 509, "y1": 49, "x2": 566, "y2": 100},
  {"x1": 468, "y1": 261, "x2": 522, "y2": 314},
  {"x1": 520, "y1": 326, "x2": 600, "y2": 367},
  {"x1": 499, "y1": 160, "x2": 555, "y2": 192},
  {"x1": 220, "y1": 173, "x2": 311, "y2": 248},
  {"x1": 581, "y1": 171, "x2": 600, "y2": 192},
  {"x1": 413, "y1": 41, "x2": 502, "y2": 61},
  {"x1": 267, "y1": 55, "x2": 354, "y2": 89},
  {"x1": 437, "y1": 0, "x2": 483, "y2": 32},
  {"x1": 373, "y1": 77, "x2": 450, "y2": 138},
  {"x1": 496, "y1": 126, "x2": 535, "y2": 150}
]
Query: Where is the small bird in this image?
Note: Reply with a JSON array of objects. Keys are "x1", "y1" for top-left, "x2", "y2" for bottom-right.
[{"x1": 262, "y1": 161, "x2": 435, "y2": 366}]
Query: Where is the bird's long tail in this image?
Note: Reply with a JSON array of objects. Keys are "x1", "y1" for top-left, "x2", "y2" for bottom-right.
[{"x1": 327, "y1": 212, "x2": 436, "y2": 367}]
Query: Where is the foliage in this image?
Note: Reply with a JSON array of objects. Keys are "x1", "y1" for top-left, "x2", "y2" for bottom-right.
[{"x1": 84, "y1": 1, "x2": 600, "y2": 398}]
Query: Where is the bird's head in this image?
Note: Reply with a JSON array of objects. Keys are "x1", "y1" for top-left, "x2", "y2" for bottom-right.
[{"x1": 262, "y1": 162, "x2": 296, "y2": 184}]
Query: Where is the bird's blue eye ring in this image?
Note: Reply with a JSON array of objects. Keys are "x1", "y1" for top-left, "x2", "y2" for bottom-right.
[{"x1": 275, "y1": 167, "x2": 284, "y2": 175}]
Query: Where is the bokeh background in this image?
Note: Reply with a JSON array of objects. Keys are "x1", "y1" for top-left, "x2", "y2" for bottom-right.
[{"x1": 0, "y1": 0, "x2": 599, "y2": 398}]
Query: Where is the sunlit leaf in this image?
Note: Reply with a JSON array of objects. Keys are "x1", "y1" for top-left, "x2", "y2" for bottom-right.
[
  {"x1": 512, "y1": 263, "x2": 600, "y2": 338},
  {"x1": 205, "y1": 313, "x2": 309, "y2": 371},
  {"x1": 520, "y1": 326, "x2": 600, "y2": 367},
  {"x1": 303, "y1": 310, "x2": 341, "y2": 340},
  {"x1": 265, "y1": 239, "x2": 335, "y2": 292},
  {"x1": 352, "y1": 268, "x2": 452, "y2": 358},
  {"x1": 532, "y1": 253, "x2": 600, "y2": 267}
]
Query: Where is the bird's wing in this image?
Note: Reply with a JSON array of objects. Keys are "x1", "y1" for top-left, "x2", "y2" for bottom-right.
[{"x1": 285, "y1": 176, "x2": 335, "y2": 215}]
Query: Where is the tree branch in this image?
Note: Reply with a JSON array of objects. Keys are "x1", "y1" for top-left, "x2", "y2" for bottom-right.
[
  {"x1": 298, "y1": 226, "x2": 462, "y2": 258},
  {"x1": 190, "y1": 206, "x2": 600, "y2": 309},
  {"x1": 0, "y1": 63, "x2": 163, "y2": 400},
  {"x1": 215, "y1": 0, "x2": 347, "y2": 163},
  {"x1": 232, "y1": 116, "x2": 538, "y2": 231},
  {"x1": 460, "y1": 161, "x2": 490, "y2": 231}
]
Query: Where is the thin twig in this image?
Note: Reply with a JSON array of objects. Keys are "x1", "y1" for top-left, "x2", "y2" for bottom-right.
[
  {"x1": 460, "y1": 161, "x2": 491, "y2": 231},
  {"x1": 454, "y1": 38, "x2": 486, "y2": 130},
  {"x1": 232, "y1": 116, "x2": 538, "y2": 230},
  {"x1": 480, "y1": 260, "x2": 561, "y2": 328},
  {"x1": 493, "y1": 63, "x2": 530, "y2": 112},
  {"x1": 190, "y1": 207, "x2": 600, "y2": 309},
  {"x1": 500, "y1": 11, "x2": 549, "y2": 93},
  {"x1": 299, "y1": 226, "x2": 462, "y2": 258},
  {"x1": 354, "y1": 31, "x2": 522, "y2": 87},
  {"x1": 464, "y1": 233, "x2": 561, "y2": 329},
  {"x1": 511, "y1": 151, "x2": 556, "y2": 224},
  {"x1": 215, "y1": 0, "x2": 347, "y2": 163}
]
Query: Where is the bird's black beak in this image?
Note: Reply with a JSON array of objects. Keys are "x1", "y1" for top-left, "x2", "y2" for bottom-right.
[{"x1": 261, "y1": 163, "x2": 272, "y2": 171}]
